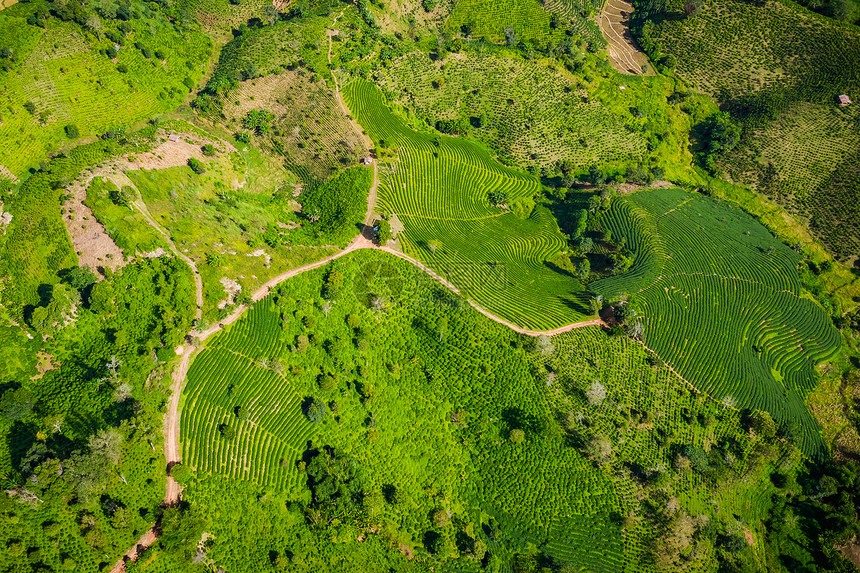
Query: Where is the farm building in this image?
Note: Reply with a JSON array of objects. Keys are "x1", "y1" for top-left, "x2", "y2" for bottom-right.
[
  {"x1": 838, "y1": 94, "x2": 851, "y2": 106},
  {"x1": 363, "y1": 157, "x2": 373, "y2": 165},
  {"x1": 168, "y1": 134, "x2": 181, "y2": 142}
]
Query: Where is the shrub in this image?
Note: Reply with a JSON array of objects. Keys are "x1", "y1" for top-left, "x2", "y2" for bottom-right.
[
  {"x1": 201, "y1": 144, "x2": 215, "y2": 157},
  {"x1": 23, "y1": 101, "x2": 35, "y2": 114},
  {"x1": 188, "y1": 157, "x2": 206, "y2": 174},
  {"x1": 170, "y1": 463, "x2": 193, "y2": 484},
  {"x1": 64, "y1": 124, "x2": 80, "y2": 139},
  {"x1": 509, "y1": 429, "x2": 525, "y2": 444},
  {"x1": 117, "y1": 63, "x2": 128, "y2": 73},
  {"x1": 234, "y1": 131, "x2": 251, "y2": 143}
]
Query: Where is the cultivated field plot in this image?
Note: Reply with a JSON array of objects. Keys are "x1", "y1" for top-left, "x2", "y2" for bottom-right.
[
  {"x1": 224, "y1": 72, "x2": 369, "y2": 180},
  {"x1": 650, "y1": 0, "x2": 860, "y2": 99},
  {"x1": 592, "y1": 188, "x2": 841, "y2": 455},
  {"x1": 182, "y1": 301, "x2": 315, "y2": 494},
  {"x1": 720, "y1": 102, "x2": 860, "y2": 260},
  {"x1": 182, "y1": 249, "x2": 625, "y2": 570},
  {"x1": 373, "y1": 51, "x2": 650, "y2": 170},
  {"x1": 0, "y1": 13, "x2": 209, "y2": 177},
  {"x1": 344, "y1": 78, "x2": 590, "y2": 329},
  {"x1": 447, "y1": 0, "x2": 569, "y2": 45}
]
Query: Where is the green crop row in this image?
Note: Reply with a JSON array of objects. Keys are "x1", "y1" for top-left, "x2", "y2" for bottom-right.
[
  {"x1": 344, "y1": 78, "x2": 590, "y2": 330},
  {"x1": 592, "y1": 188, "x2": 841, "y2": 456}
]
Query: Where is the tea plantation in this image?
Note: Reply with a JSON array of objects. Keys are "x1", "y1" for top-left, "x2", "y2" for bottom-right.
[
  {"x1": 592, "y1": 188, "x2": 842, "y2": 455},
  {"x1": 2, "y1": 0, "x2": 860, "y2": 571},
  {"x1": 345, "y1": 78, "x2": 591, "y2": 329}
]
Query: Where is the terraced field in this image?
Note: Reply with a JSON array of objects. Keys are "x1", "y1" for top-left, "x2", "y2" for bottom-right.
[
  {"x1": 0, "y1": 13, "x2": 209, "y2": 177},
  {"x1": 650, "y1": 0, "x2": 860, "y2": 101},
  {"x1": 373, "y1": 51, "x2": 652, "y2": 170},
  {"x1": 344, "y1": 78, "x2": 590, "y2": 329},
  {"x1": 181, "y1": 301, "x2": 314, "y2": 495},
  {"x1": 719, "y1": 102, "x2": 860, "y2": 261},
  {"x1": 592, "y1": 188, "x2": 842, "y2": 455}
]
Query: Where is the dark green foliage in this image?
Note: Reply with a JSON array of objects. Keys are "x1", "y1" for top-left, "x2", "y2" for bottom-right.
[
  {"x1": 304, "y1": 398, "x2": 328, "y2": 423},
  {"x1": 243, "y1": 109, "x2": 276, "y2": 134},
  {"x1": 63, "y1": 266, "x2": 98, "y2": 291},
  {"x1": 304, "y1": 445, "x2": 364, "y2": 512},
  {"x1": 435, "y1": 117, "x2": 469, "y2": 135},
  {"x1": 375, "y1": 219, "x2": 392, "y2": 244},
  {"x1": 159, "y1": 506, "x2": 208, "y2": 562},
  {"x1": 109, "y1": 185, "x2": 133, "y2": 207},
  {"x1": 64, "y1": 124, "x2": 79, "y2": 139},
  {"x1": 488, "y1": 189, "x2": 509, "y2": 206},
  {"x1": 202, "y1": 144, "x2": 216, "y2": 157},
  {"x1": 0, "y1": 387, "x2": 36, "y2": 421},
  {"x1": 188, "y1": 157, "x2": 206, "y2": 174},
  {"x1": 698, "y1": 112, "x2": 741, "y2": 173},
  {"x1": 299, "y1": 167, "x2": 371, "y2": 243},
  {"x1": 23, "y1": 100, "x2": 35, "y2": 114}
]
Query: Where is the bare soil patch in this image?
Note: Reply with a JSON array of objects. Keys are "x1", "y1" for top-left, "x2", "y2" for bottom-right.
[
  {"x1": 600, "y1": 0, "x2": 652, "y2": 75},
  {"x1": 838, "y1": 537, "x2": 860, "y2": 570},
  {"x1": 62, "y1": 131, "x2": 234, "y2": 273}
]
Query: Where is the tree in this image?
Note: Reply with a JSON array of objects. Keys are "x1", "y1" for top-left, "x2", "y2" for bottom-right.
[
  {"x1": 263, "y1": 4, "x2": 279, "y2": 25},
  {"x1": 578, "y1": 236, "x2": 594, "y2": 253},
  {"x1": 375, "y1": 219, "x2": 393, "y2": 244},
  {"x1": 64, "y1": 124, "x2": 80, "y2": 139},
  {"x1": 587, "y1": 164, "x2": 606, "y2": 186},
  {"x1": 504, "y1": 26, "x2": 518, "y2": 46},
  {"x1": 585, "y1": 434, "x2": 611, "y2": 463},
  {"x1": 159, "y1": 507, "x2": 208, "y2": 562},
  {"x1": 699, "y1": 112, "x2": 741, "y2": 172},
  {"x1": 585, "y1": 381, "x2": 606, "y2": 406},
  {"x1": 187, "y1": 157, "x2": 206, "y2": 174},
  {"x1": 243, "y1": 109, "x2": 275, "y2": 134},
  {"x1": 587, "y1": 195, "x2": 602, "y2": 212},
  {"x1": 201, "y1": 144, "x2": 215, "y2": 157},
  {"x1": 170, "y1": 464, "x2": 193, "y2": 484},
  {"x1": 509, "y1": 428, "x2": 525, "y2": 444},
  {"x1": 219, "y1": 423, "x2": 236, "y2": 440},
  {"x1": 683, "y1": 0, "x2": 703, "y2": 14},
  {"x1": 572, "y1": 208, "x2": 588, "y2": 238},
  {"x1": 23, "y1": 101, "x2": 36, "y2": 114},
  {"x1": 748, "y1": 409, "x2": 777, "y2": 439},
  {"x1": 534, "y1": 335, "x2": 554, "y2": 356},
  {"x1": 304, "y1": 398, "x2": 328, "y2": 423},
  {"x1": 0, "y1": 387, "x2": 36, "y2": 421},
  {"x1": 432, "y1": 508, "x2": 450, "y2": 527},
  {"x1": 85, "y1": 13, "x2": 103, "y2": 36},
  {"x1": 88, "y1": 429, "x2": 122, "y2": 466}
]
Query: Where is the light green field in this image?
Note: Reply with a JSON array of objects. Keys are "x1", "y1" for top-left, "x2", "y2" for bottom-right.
[
  {"x1": 0, "y1": 11, "x2": 210, "y2": 177},
  {"x1": 344, "y1": 78, "x2": 590, "y2": 329},
  {"x1": 126, "y1": 151, "x2": 339, "y2": 322}
]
